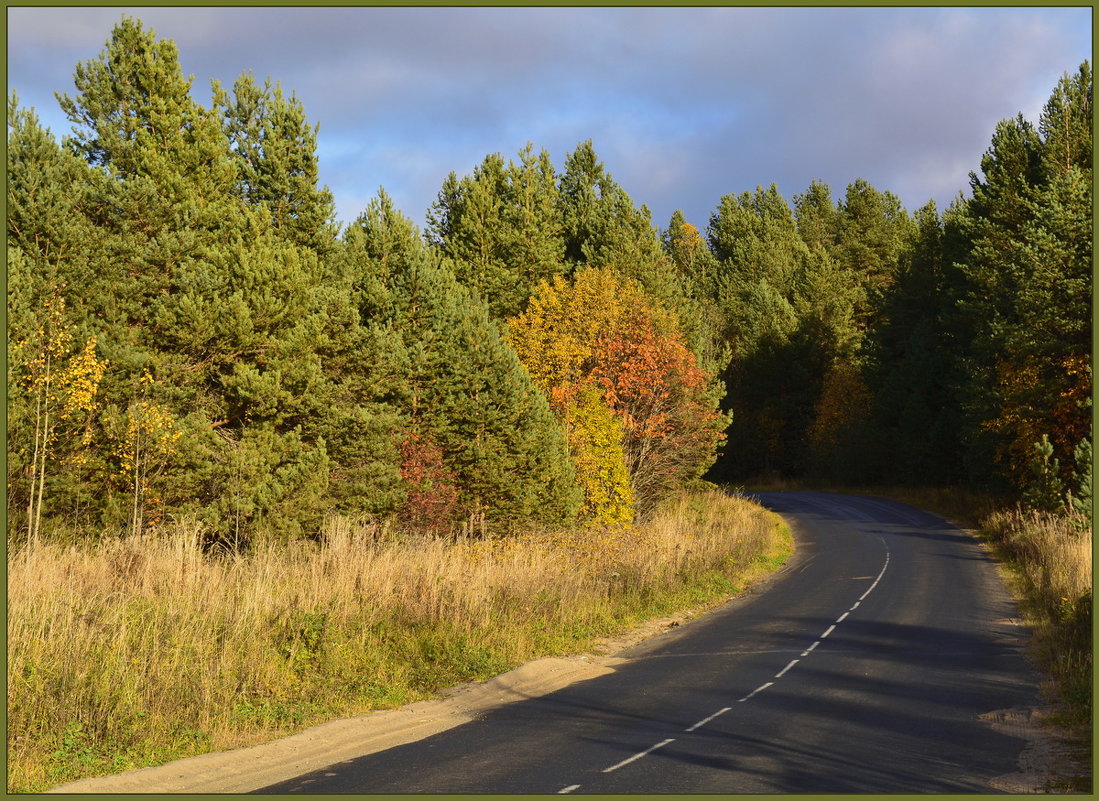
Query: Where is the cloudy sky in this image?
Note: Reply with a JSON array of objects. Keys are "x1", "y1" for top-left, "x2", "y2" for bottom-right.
[{"x1": 7, "y1": 6, "x2": 1092, "y2": 232}]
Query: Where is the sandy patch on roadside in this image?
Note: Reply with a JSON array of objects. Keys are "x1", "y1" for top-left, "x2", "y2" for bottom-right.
[{"x1": 981, "y1": 705, "x2": 1089, "y2": 793}]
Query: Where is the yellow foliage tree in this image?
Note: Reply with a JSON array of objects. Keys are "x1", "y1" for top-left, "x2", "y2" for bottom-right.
[
  {"x1": 116, "y1": 373, "x2": 182, "y2": 537},
  {"x1": 564, "y1": 384, "x2": 635, "y2": 527},
  {"x1": 508, "y1": 268, "x2": 634, "y2": 524},
  {"x1": 16, "y1": 289, "x2": 108, "y2": 544}
]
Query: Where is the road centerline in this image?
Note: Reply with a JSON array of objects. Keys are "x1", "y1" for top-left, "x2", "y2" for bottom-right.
[
  {"x1": 685, "y1": 706, "x2": 732, "y2": 732},
  {"x1": 602, "y1": 738, "x2": 676, "y2": 773},
  {"x1": 561, "y1": 521, "x2": 895, "y2": 791}
]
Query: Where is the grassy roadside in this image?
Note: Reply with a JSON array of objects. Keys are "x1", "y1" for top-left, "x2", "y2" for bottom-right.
[{"x1": 7, "y1": 487, "x2": 791, "y2": 794}]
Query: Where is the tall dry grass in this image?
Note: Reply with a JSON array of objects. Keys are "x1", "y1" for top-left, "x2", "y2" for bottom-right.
[
  {"x1": 979, "y1": 505, "x2": 1093, "y2": 737},
  {"x1": 7, "y1": 488, "x2": 788, "y2": 793}
]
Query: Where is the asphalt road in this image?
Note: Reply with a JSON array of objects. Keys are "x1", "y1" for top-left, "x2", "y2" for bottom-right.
[{"x1": 255, "y1": 491, "x2": 1039, "y2": 794}]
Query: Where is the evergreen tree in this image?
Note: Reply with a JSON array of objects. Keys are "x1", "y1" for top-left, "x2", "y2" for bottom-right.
[
  {"x1": 661, "y1": 210, "x2": 728, "y2": 377},
  {"x1": 953, "y1": 63, "x2": 1092, "y2": 491},
  {"x1": 706, "y1": 185, "x2": 828, "y2": 479},
  {"x1": 793, "y1": 179, "x2": 838, "y2": 254},
  {"x1": 388, "y1": 254, "x2": 580, "y2": 531},
  {"x1": 7, "y1": 99, "x2": 106, "y2": 534},
  {"x1": 862, "y1": 200, "x2": 961, "y2": 484},
  {"x1": 45, "y1": 16, "x2": 349, "y2": 543},
  {"x1": 426, "y1": 145, "x2": 564, "y2": 319},
  {"x1": 359, "y1": 196, "x2": 579, "y2": 531},
  {"x1": 558, "y1": 140, "x2": 665, "y2": 275},
  {"x1": 500, "y1": 143, "x2": 566, "y2": 299},
  {"x1": 216, "y1": 72, "x2": 339, "y2": 254},
  {"x1": 831, "y1": 178, "x2": 915, "y2": 333}
]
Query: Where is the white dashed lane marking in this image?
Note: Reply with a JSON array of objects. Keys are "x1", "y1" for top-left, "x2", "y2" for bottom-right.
[
  {"x1": 685, "y1": 706, "x2": 732, "y2": 732},
  {"x1": 557, "y1": 534, "x2": 892, "y2": 792},
  {"x1": 602, "y1": 738, "x2": 676, "y2": 773},
  {"x1": 774, "y1": 659, "x2": 799, "y2": 678}
]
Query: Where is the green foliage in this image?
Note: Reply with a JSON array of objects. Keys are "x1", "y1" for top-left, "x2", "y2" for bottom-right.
[
  {"x1": 951, "y1": 63, "x2": 1092, "y2": 492},
  {"x1": 831, "y1": 178, "x2": 916, "y2": 333},
  {"x1": 215, "y1": 72, "x2": 338, "y2": 253},
  {"x1": 426, "y1": 144, "x2": 565, "y2": 319},
  {"x1": 351, "y1": 193, "x2": 582, "y2": 532},
  {"x1": 705, "y1": 184, "x2": 847, "y2": 480},
  {"x1": 390, "y1": 256, "x2": 579, "y2": 531},
  {"x1": 7, "y1": 16, "x2": 410, "y2": 545},
  {"x1": 1022, "y1": 435, "x2": 1065, "y2": 512},
  {"x1": 1069, "y1": 434, "x2": 1092, "y2": 519},
  {"x1": 7, "y1": 14, "x2": 1090, "y2": 544}
]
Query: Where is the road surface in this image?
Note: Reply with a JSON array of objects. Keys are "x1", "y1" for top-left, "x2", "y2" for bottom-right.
[{"x1": 255, "y1": 491, "x2": 1039, "y2": 794}]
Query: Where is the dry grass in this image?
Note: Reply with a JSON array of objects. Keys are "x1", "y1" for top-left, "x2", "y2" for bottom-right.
[
  {"x1": 978, "y1": 506, "x2": 1093, "y2": 734},
  {"x1": 7, "y1": 488, "x2": 788, "y2": 793}
]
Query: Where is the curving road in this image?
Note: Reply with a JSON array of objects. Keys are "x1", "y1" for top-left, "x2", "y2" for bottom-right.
[{"x1": 255, "y1": 492, "x2": 1039, "y2": 794}]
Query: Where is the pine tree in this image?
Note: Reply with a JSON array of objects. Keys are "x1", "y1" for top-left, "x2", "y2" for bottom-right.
[
  {"x1": 953, "y1": 63, "x2": 1092, "y2": 491},
  {"x1": 661, "y1": 210, "x2": 728, "y2": 377},
  {"x1": 831, "y1": 178, "x2": 915, "y2": 333},
  {"x1": 426, "y1": 145, "x2": 565, "y2": 319},
  {"x1": 360, "y1": 196, "x2": 579, "y2": 531},
  {"x1": 705, "y1": 185, "x2": 828, "y2": 479},
  {"x1": 216, "y1": 72, "x2": 339, "y2": 253},
  {"x1": 793, "y1": 179, "x2": 838, "y2": 254},
  {"x1": 7, "y1": 98, "x2": 106, "y2": 535},
  {"x1": 45, "y1": 16, "x2": 355, "y2": 543},
  {"x1": 500, "y1": 143, "x2": 567, "y2": 306},
  {"x1": 862, "y1": 200, "x2": 959, "y2": 484},
  {"x1": 558, "y1": 140, "x2": 665, "y2": 275}
]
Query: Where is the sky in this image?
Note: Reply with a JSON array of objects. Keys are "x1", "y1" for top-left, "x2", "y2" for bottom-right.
[{"x1": 7, "y1": 6, "x2": 1092, "y2": 233}]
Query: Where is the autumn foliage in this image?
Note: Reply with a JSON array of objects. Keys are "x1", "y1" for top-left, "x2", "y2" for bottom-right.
[
  {"x1": 397, "y1": 426, "x2": 461, "y2": 534},
  {"x1": 508, "y1": 267, "x2": 726, "y2": 519}
]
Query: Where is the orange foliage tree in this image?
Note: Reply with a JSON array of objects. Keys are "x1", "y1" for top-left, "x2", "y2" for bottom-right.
[
  {"x1": 509, "y1": 267, "x2": 726, "y2": 518},
  {"x1": 397, "y1": 426, "x2": 461, "y2": 535}
]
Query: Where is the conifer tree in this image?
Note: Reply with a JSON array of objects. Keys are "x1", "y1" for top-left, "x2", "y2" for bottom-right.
[
  {"x1": 388, "y1": 254, "x2": 579, "y2": 531},
  {"x1": 45, "y1": 16, "x2": 349, "y2": 543},
  {"x1": 793, "y1": 179, "x2": 838, "y2": 254},
  {"x1": 861, "y1": 200, "x2": 960, "y2": 484},
  {"x1": 831, "y1": 179, "x2": 915, "y2": 333},
  {"x1": 7, "y1": 99, "x2": 106, "y2": 534},
  {"x1": 558, "y1": 140, "x2": 666, "y2": 277},
  {"x1": 426, "y1": 146, "x2": 565, "y2": 319},
  {"x1": 216, "y1": 72, "x2": 339, "y2": 254},
  {"x1": 705, "y1": 185, "x2": 827, "y2": 478},
  {"x1": 661, "y1": 210, "x2": 728, "y2": 377},
  {"x1": 953, "y1": 63, "x2": 1092, "y2": 491}
]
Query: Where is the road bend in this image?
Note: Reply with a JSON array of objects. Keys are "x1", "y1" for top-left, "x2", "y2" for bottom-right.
[{"x1": 255, "y1": 491, "x2": 1039, "y2": 794}]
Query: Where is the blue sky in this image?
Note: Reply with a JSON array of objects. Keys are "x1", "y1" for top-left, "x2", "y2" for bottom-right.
[{"x1": 7, "y1": 6, "x2": 1092, "y2": 233}]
